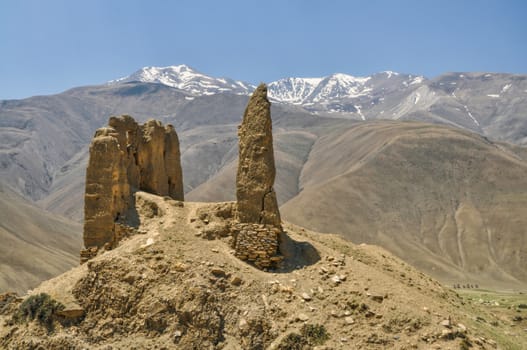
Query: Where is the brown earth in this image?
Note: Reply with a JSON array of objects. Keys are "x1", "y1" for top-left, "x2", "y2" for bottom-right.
[{"x1": 1, "y1": 192, "x2": 525, "y2": 349}]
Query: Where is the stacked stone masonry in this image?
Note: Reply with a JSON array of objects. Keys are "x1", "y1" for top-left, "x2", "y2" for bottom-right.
[{"x1": 230, "y1": 223, "x2": 283, "y2": 269}]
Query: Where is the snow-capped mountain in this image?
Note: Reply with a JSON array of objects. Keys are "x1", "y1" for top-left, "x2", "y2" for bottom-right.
[
  {"x1": 266, "y1": 77, "x2": 322, "y2": 104},
  {"x1": 110, "y1": 65, "x2": 255, "y2": 96},
  {"x1": 117, "y1": 66, "x2": 527, "y2": 128},
  {"x1": 266, "y1": 74, "x2": 375, "y2": 105},
  {"x1": 109, "y1": 65, "x2": 424, "y2": 110}
]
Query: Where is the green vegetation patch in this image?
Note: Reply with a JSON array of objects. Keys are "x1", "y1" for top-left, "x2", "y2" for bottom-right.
[
  {"x1": 278, "y1": 324, "x2": 330, "y2": 349},
  {"x1": 13, "y1": 293, "x2": 65, "y2": 330}
]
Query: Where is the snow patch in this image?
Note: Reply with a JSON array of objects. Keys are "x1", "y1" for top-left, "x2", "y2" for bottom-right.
[
  {"x1": 464, "y1": 105, "x2": 480, "y2": 126},
  {"x1": 487, "y1": 94, "x2": 500, "y2": 98},
  {"x1": 185, "y1": 96, "x2": 194, "y2": 100},
  {"x1": 109, "y1": 64, "x2": 255, "y2": 96},
  {"x1": 354, "y1": 105, "x2": 365, "y2": 121},
  {"x1": 501, "y1": 84, "x2": 511, "y2": 93},
  {"x1": 331, "y1": 73, "x2": 371, "y2": 84},
  {"x1": 268, "y1": 77, "x2": 322, "y2": 104},
  {"x1": 414, "y1": 92, "x2": 421, "y2": 105},
  {"x1": 383, "y1": 71, "x2": 399, "y2": 78},
  {"x1": 270, "y1": 73, "x2": 373, "y2": 106},
  {"x1": 410, "y1": 76, "x2": 424, "y2": 85}
]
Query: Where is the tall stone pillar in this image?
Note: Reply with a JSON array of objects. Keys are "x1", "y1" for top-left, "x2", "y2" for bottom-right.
[{"x1": 236, "y1": 84, "x2": 281, "y2": 227}]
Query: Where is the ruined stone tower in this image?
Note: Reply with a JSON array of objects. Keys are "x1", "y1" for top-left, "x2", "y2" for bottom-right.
[
  {"x1": 236, "y1": 83, "x2": 281, "y2": 227},
  {"x1": 82, "y1": 115, "x2": 183, "y2": 262},
  {"x1": 232, "y1": 84, "x2": 283, "y2": 269}
]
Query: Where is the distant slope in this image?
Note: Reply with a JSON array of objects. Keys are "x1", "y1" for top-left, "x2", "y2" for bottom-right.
[
  {"x1": 281, "y1": 121, "x2": 527, "y2": 289},
  {"x1": 187, "y1": 129, "x2": 318, "y2": 205},
  {"x1": 0, "y1": 184, "x2": 82, "y2": 294}
]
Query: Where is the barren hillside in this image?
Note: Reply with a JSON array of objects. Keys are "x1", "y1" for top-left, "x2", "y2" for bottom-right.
[
  {"x1": 1, "y1": 193, "x2": 524, "y2": 349},
  {"x1": 282, "y1": 121, "x2": 527, "y2": 289},
  {"x1": 0, "y1": 184, "x2": 81, "y2": 294}
]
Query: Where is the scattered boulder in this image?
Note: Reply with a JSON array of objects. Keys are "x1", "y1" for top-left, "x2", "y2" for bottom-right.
[
  {"x1": 210, "y1": 268, "x2": 227, "y2": 278},
  {"x1": 301, "y1": 293, "x2": 312, "y2": 301},
  {"x1": 440, "y1": 319, "x2": 451, "y2": 328},
  {"x1": 331, "y1": 275, "x2": 341, "y2": 285},
  {"x1": 230, "y1": 276, "x2": 243, "y2": 286},
  {"x1": 367, "y1": 293, "x2": 384, "y2": 303},
  {"x1": 296, "y1": 313, "x2": 310, "y2": 322}
]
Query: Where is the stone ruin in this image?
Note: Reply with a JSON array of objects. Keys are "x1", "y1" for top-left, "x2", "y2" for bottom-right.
[
  {"x1": 81, "y1": 115, "x2": 183, "y2": 263},
  {"x1": 236, "y1": 84, "x2": 281, "y2": 227},
  {"x1": 232, "y1": 84, "x2": 283, "y2": 268},
  {"x1": 82, "y1": 84, "x2": 284, "y2": 269}
]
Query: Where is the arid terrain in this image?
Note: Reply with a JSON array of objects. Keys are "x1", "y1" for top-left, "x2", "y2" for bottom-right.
[
  {"x1": 1, "y1": 192, "x2": 525, "y2": 349},
  {"x1": 0, "y1": 184, "x2": 81, "y2": 294}
]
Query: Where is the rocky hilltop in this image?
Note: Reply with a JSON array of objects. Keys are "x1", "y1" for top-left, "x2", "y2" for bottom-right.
[{"x1": 3, "y1": 193, "x2": 522, "y2": 349}]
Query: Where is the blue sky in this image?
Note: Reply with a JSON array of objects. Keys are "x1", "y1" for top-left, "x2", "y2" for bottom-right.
[{"x1": 1, "y1": 0, "x2": 526, "y2": 99}]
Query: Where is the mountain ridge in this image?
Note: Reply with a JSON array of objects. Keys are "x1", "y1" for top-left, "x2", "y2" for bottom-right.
[
  {"x1": 108, "y1": 64, "x2": 425, "y2": 108},
  {"x1": 108, "y1": 65, "x2": 527, "y2": 145}
]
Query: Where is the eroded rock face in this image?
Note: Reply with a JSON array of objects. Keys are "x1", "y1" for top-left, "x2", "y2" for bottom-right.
[
  {"x1": 236, "y1": 84, "x2": 281, "y2": 227},
  {"x1": 83, "y1": 115, "x2": 183, "y2": 260}
]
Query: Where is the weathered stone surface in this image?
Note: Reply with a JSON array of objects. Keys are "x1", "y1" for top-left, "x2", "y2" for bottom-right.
[
  {"x1": 83, "y1": 115, "x2": 183, "y2": 259},
  {"x1": 236, "y1": 84, "x2": 281, "y2": 227},
  {"x1": 230, "y1": 223, "x2": 283, "y2": 269}
]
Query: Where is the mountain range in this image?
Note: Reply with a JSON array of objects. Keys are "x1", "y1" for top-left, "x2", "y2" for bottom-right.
[
  {"x1": 1, "y1": 64, "x2": 526, "y2": 292},
  {"x1": 114, "y1": 65, "x2": 527, "y2": 144}
]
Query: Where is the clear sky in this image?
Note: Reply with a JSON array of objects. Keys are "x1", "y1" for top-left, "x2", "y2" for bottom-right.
[{"x1": 1, "y1": 0, "x2": 526, "y2": 99}]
